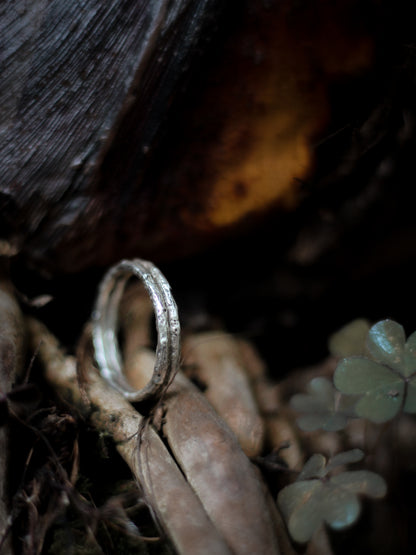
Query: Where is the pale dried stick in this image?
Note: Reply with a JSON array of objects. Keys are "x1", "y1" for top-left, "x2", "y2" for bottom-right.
[
  {"x1": 117, "y1": 370, "x2": 282, "y2": 554},
  {"x1": 125, "y1": 356, "x2": 281, "y2": 554},
  {"x1": 120, "y1": 282, "x2": 154, "y2": 360},
  {"x1": 121, "y1": 290, "x2": 280, "y2": 553},
  {"x1": 182, "y1": 332, "x2": 265, "y2": 457},
  {"x1": 0, "y1": 271, "x2": 25, "y2": 554},
  {"x1": 277, "y1": 357, "x2": 343, "y2": 460},
  {"x1": 162, "y1": 374, "x2": 281, "y2": 555},
  {"x1": 236, "y1": 341, "x2": 335, "y2": 555},
  {"x1": 26, "y1": 318, "x2": 231, "y2": 555},
  {"x1": 237, "y1": 339, "x2": 303, "y2": 470},
  {"x1": 120, "y1": 283, "x2": 155, "y2": 392},
  {"x1": 121, "y1": 287, "x2": 265, "y2": 457}
]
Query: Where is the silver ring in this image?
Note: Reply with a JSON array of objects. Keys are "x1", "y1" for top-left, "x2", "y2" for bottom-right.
[{"x1": 92, "y1": 259, "x2": 180, "y2": 402}]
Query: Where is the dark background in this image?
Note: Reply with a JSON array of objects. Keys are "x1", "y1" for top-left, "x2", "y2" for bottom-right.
[{"x1": 5, "y1": 0, "x2": 416, "y2": 377}]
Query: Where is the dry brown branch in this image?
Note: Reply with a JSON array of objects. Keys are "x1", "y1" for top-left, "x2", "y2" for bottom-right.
[
  {"x1": 182, "y1": 332, "x2": 265, "y2": 457},
  {"x1": 26, "y1": 317, "x2": 232, "y2": 555},
  {"x1": 277, "y1": 358, "x2": 345, "y2": 459},
  {"x1": 163, "y1": 373, "x2": 281, "y2": 554},
  {"x1": 120, "y1": 286, "x2": 266, "y2": 457},
  {"x1": 0, "y1": 267, "x2": 26, "y2": 554},
  {"x1": 237, "y1": 339, "x2": 303, "y2": 470},
  {"x1": 120, "y1": 292, "x2": 280, "y2": 553},
  {"x1": 236, "y1": 340, "x2": 335, "y2": 555},
  {"x1": 120, "y1": 283, "x2": 156, "y2": 393},
  {"x1": 124, "y1": 359, "x2": 280, "y2": 554},
  {"x1": 120, "y1": 283, "x2": 154, "y2": 358}
]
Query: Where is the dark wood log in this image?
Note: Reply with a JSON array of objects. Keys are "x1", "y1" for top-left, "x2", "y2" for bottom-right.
[
  {"x1": 2, "y1": 1, "x2": 382, "y2": 276},
  {"x1": 0, "y1": 0, "x2": 225, "y2": 273}
]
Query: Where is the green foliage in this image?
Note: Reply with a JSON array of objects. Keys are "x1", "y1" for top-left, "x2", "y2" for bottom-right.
[
  {"x1": 291, "y1": 318, "x2": 416, "y2": 428},
  {"x1": 277, "y1": 450, "x2": 387, "y2": 543},
  {"x1": 290, "y1": 377, "x2": 355, "y2": 431},
  {"x1": 281, "y1": 318, "x2": 412, "y2": 545},
  {"x1": 328, "y1": 318, "x2": 371, "y2": 358},
  {"x1": 334, "y1": 320, "x2": 416, "y2": 423}
]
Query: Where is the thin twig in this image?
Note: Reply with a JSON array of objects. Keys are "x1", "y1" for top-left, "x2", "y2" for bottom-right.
[{"x1": 26, "y1": 317, "x2": 232, "y2": 555}]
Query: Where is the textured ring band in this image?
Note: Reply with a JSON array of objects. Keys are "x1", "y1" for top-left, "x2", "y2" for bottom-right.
[{"x1": 92, "y1": 259, "x2": 180, "y2": 402}]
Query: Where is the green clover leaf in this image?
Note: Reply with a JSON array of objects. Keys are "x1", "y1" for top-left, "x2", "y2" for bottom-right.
[
  {"x1": 328, "y1": 318, "x2": 371, "y2": 358},
  {"x1": 278, "y1": 450, "x2": 386, "y2": 543},
  {"x1": 290, "y1": 377, "x2": 356, "y2": 431},
  {"x1": 334, "y1": 320, "x2": 416, "y2": 423}
]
